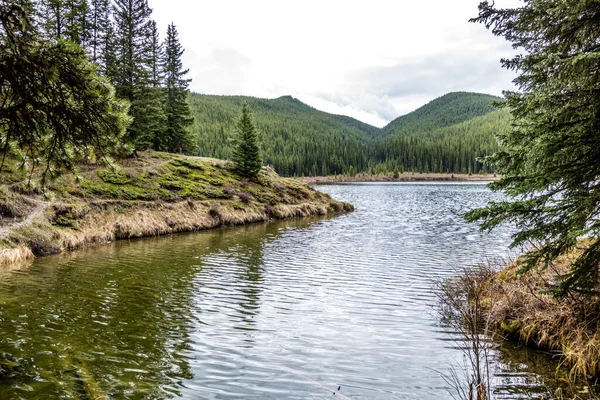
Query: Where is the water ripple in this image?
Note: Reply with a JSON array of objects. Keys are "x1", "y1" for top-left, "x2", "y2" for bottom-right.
[{"x1": 0, "y1": 182, "x2": 573, "y2": 399}]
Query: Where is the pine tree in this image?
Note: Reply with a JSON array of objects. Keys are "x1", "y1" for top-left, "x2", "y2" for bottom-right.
[
  {"x1": 40, "y1": 0, "x2": 65, "y2": 40},
  {"x1": 112, "y1": 0, "x2": 162, "y2": 148},
  {"x1": 231, "y1": 103, "x2": 262, "y2": 178},
  {"x1": 465, "y1": 1, "x2": 600, "y2": 296},
  {"x1": 40, "y1": 0, "x2": 87, "y2": 44},
  {"x1": 101, "y1": 18, "x2": 117, "y2": 78},
  {"x1": 139, "y1": 20, "x2": 167, "y2": 151},
  {"x1": 86, "y1": 0, "x2": 109, "y2": 63},
  {"x1": 148, "y1": 20, "x2": 162, "y2": 88},
  {"x1": 163, "y1": 22, "x2": 194, "y2": 153},
  {"x1": 63, "y1": 0, "x2": 87, "y2": 45}
]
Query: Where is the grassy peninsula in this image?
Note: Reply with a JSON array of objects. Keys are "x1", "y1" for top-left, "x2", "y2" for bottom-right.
[{"x1": 0, "y1": 152, "x2": 352, "y2": 266}]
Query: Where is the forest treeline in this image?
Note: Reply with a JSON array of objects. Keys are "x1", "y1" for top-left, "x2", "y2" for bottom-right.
[
  {"x1": 10, "y1": 0, "x2": 195, "y2": 154},
  {"x1": 189, "y1": 92, "x2": 510, "y2": 176}
]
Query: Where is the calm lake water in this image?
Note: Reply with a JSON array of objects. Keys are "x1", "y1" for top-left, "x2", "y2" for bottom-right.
[{"x1": 0, "y1": 182, "x2": 578, "y2": 399}]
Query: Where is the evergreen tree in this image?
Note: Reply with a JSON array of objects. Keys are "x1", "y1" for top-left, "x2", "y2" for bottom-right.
[
  {"x1": 100, "y1": 13, "x2": 117, "y2": 78},
  {"x1": 40, "y1": 0, "x2": 65, "y2": 39},
  {"x1": 63, "y1": 0, "x2": 87, "y2": 45},
  {"x1": 112, "y1": 0, "x2": 162, "y2": 148},
  {"x1": 0, "y1": 3, "x2": 130, "y2": 188},
  {"x1": 231, "y1": 103, "x2": 262, "y2": 178},
  {"x1": 86, "y1": 0, "x2": 109, "y2": 63},
  {"x1": 148, "y1": 20, "x2": 162, "y2": 87},
  {"x1": 163, "y1": 22, "x2": 193, "y2": 153},
  {"x1": 465, "y1": 1, "x2": 600, "y2": 296},
  {"x1": 40, "y1": 0, "x2": 87, "y2": 44},
  {"x1": 141, "y1": 19, "x2": 167, "y2": 150}
]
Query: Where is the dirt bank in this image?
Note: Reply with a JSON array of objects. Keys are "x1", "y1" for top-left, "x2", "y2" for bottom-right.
[{"x1": 0, "y1": 152, "x2": 352, "y2": 265}]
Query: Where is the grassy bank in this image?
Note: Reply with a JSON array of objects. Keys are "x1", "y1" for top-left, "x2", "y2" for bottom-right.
[
  {"x1": 297, "y1": 172, "x2": 498, "y2": 184},
  {"x1": 454, "y1": 245, "x2": 600, "y2": 381},
  {"x1": 0, "y1": 152, "x2": 352, "y2": 265}
]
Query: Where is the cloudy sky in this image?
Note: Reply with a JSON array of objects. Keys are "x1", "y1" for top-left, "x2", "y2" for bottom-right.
[{"x1": 147, "y1": 0, "x2": 520, "y2": 127}]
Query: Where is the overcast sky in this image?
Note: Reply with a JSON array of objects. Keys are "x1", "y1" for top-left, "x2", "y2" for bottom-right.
[{"x1": 147, "y1": 0, "x2": 520, "y2": 127}]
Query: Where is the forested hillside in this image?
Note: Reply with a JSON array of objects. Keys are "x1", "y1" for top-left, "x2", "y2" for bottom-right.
[
  {"x1": 190, "y1": 92, "x2": 510, "y2": 176},
  {"x1": 379, "y1": 92, "x2": 501, "y2": 137},
  {"x1": 371, "y1": 108, "x2": 510, "y2": 174},
  {"x1": 189, "y1": 94, "x2": 374, "y2": 176}
]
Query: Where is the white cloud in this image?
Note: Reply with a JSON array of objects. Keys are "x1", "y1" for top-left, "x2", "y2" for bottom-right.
[{"x1": 148, "y1": 0, "x2": 522, "y2": 126}]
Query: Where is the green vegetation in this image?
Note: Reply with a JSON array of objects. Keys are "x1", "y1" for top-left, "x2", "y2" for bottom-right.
[
  {"x1": 442, "y1": 0, "x2": 600, "y2": 388},
  {"x1": 28, "y1": 0, "x2": 196, "y2": 153},
  {"x1": 372, "y1": 108, "x2": 510, "y2": 175},
  {"x1": 231, "y1": 103, "x2": 262, "y2": 179},
  {"x1": 2, "y1": 2, "x2": 507, "y2": 193},
  {"x1": 0, "y1": 152, "x2": 352, "y2": 263},
  {"x1": 465, "y1": 0, "x2": 600, "y2": 296},
  {"x1": 0, "y1": 3, "x2": 129, "y2": 188},
  {"x1": 190, "y1": 94, "x2": 374, "y2": 177},
  {"x1": 189, "y1": 91, "x2": 509, "y2": 177},
  {"x1": 378, "y1": 92, "x2": 500, "y2": 137},
  {"x1": 163, "y1": 23, "x2": 194, "y2": 153}
]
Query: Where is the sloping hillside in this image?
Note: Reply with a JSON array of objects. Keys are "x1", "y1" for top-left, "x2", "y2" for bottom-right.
[
  {"x1": 378, "y1": 92, "x2": 502, "y2": 138},
  {"x1": 371, "y1": 108, "x2": 511, "y2": 174},
  {"x1": 189, "y1": 92, "x2": 510, "y2": 176},
  {"x1": 189, "y1": 94, "x2": 374, "y2": 176}
]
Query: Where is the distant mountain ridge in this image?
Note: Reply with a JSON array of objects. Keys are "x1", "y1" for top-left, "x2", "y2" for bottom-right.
[
  {"x1": 188, "y1": 91, "x2": 510, "y2": 176},
  {"x1": 379, "y1": 92, "x2": 502, "y2": 137}
]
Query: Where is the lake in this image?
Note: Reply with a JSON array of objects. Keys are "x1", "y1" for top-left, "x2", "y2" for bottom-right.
[{"x1": 0, "y1": 182, "x2": 576, "y2": 399}]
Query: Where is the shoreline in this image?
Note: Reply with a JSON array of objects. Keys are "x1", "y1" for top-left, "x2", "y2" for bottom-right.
[
  {"x1": 296, "y1": 172, "x2": 498, "y2": 184},
  {"x1": 451, "y1": 251, "x2": 600, "y2": 381},
  {"x1": 0, "y1": 153, "x2": 353, "y2": 266}
]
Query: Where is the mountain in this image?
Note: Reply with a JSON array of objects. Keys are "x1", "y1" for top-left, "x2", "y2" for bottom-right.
[
  {"x1": 372, "y1": 108, "x2": 510, "y2": 174},
  {"x1": 379, "y1": 92, "x2": 502, "y2": 138},
  {"x1": 189, "y1": 94, "x2": 374, "y2": 176},
  {"x1": 188, "y1": 92, "x2": 510, "y2": 176}
]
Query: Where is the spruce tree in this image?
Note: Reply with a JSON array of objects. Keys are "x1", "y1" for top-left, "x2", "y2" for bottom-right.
[
  {"x1": 148, "y1": 20, "x2": 162, "y2": 88},
  {"x1": 231, "y1": 102, "x2": 262, "y2": 178},
  {"x1": 86, "y1": 0, "x2": 109, "y2": 63},
  {"x1": 101, "y1": 18, "x2": 117, "y2": 77},
  {"x1": 63, "y1": 0, "x2": 87, "y2": 45},
  {"x1": 40, "y1": 0, "x2": 65, "y2": 40},
  {"x1": 141, "y1": 19, "x2": 167, "y2": 151},
  {"x1": 112, "y1": 0, "x2": 163, "y2": 149},
  {"x1": 465, "y1": 1, "x2": 600, "y2": 296},
  {"x1": 163, "y1": 22, "x2": 194, "y2": 153}
]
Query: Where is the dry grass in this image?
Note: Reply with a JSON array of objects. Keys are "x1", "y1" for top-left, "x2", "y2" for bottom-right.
[
  {"x1": 0, "y1": 152, "x2": 352, "y2": 264},
  {"x1": 8, "y1": 197, "x2": 346, "y2": 257},
  {"x1": 437, "y1": 266, "x2": 497, "y2": 400},
  {"x1": 471, "y1": 247, "x2": 600, "y2": 380},
  {"x1": 0, "y1": 245, "x2": 34, "y2": 265}
]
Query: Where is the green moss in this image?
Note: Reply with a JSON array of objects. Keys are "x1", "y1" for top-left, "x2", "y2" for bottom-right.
[
  {"x1": 0, "y1": 158, "x2": 27, "y2": 185},
  {"x1": 0, "y1": 152, "x2": 352, "y2": 260},
  {"x1": 231, "y1": 201, "x2": 246, "y2": 210},
  {"x1": 55, "y1": 215, "x2": 76, "y2": 228},
  {"x1": 97, "y1": 169, "x2": 131, "y2": 185},
  {"x1": 169, "y1": 157, "x2": 205, "y2": 170},
  {"x1": 500, "y1": 320, "x2": 522, "y2": 335},
  {"x1": 78, "y1": 179, "x2": 157, "y2": 201}
]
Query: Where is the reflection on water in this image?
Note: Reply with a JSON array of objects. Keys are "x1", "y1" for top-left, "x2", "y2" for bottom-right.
[{"x1": 0, "y1": 183, "x2": 587, "y2": 399}]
